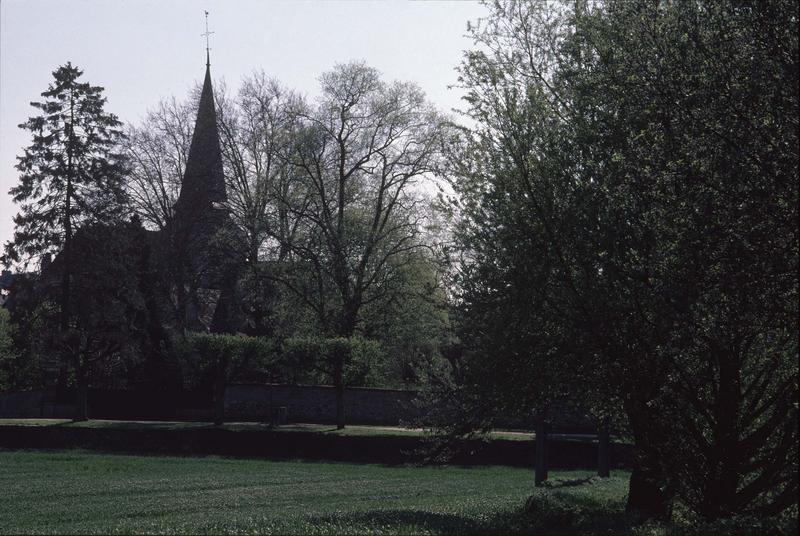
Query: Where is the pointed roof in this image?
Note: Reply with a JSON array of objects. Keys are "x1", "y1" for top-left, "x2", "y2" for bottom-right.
[{"x1": 175, "y1": 63, "x2": 226, "y2": 213}]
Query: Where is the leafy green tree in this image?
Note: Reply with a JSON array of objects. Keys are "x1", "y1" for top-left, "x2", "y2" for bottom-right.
[
  {"x1": 451, "y1": 0, "x2": 797, "y2": 521},
  {"x1": 40, "y1": 221, "x2": 157, "y2": 419},
  {"x1": 577, "y1": 1, "x2": 798, "y2": 519},
  {"x1": 283, "y1": 335, "x2": 383, "y2": 427},
  {"x1": 185, "y1": 333, "x2": 276, "y2": 425},
  {"x1": 0, "y1": 274, "x2": 52, "y2": 391},
  {"x1": 360, "y1": 248, "x2": 452, "y2": 388}
]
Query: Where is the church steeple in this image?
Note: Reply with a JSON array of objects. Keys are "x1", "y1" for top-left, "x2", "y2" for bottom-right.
[
  {"x1": 166, "y1": 17, "x2": 243, "y2": 336},
  {"x1": 174, "y1": 56, "x2": 226, "y2": 215}
]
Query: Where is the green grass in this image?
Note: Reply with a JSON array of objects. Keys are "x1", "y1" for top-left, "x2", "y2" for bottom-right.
[
  {"x1": 0, "y1": 449, "x2": 632, "y2": 534},
  {"x1": 0, "y1": 419, "x2": 590, "y2": 442}
]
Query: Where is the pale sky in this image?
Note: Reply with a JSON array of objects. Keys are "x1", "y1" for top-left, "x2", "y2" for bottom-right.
[{"x1": 0, "y1": 0, "x2": 487, "y2": 255}]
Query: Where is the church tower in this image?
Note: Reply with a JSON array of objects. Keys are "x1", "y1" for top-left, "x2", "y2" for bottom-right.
[
  {"x1": 173, "y1": 56, "x2": 226, "y2": 225},
  {"x1": 169, "y1": 31, "x2": 241, "y2": 334}
]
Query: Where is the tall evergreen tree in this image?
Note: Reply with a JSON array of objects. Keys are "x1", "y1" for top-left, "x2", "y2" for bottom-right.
[
  {"x1": 3, "y1": 63, "x2": 128, "y2": 420},
  {"x1": 4, "y1": 62, "x2": 128, "y2": 305},
  {"x1": 5, "y1": 63, "x2": 128, "y2": 269}
]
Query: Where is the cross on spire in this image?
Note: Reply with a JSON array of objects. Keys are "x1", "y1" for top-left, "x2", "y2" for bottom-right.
[{"x1": 202, "y1": 10, "x2": 214, "y2": 67}]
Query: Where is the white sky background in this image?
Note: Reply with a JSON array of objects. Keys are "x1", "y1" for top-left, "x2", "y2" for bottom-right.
[{"x1": 0, "y1": 0, "x2": 488, "y2": 254}]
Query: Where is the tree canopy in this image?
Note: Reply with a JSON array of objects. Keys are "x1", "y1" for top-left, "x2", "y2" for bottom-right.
[{"x1": 449, "y1": 0, "x2": 797, "y2": 520}]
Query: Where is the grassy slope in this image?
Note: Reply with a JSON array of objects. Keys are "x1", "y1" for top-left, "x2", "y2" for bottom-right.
[{"x1": 0, "y1": 450, "x2": 631, "y2": 534}]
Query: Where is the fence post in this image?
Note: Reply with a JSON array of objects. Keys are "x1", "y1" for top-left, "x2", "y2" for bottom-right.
[{"x1": 597, "y1": 417, "x2": 610, "y2": 478}]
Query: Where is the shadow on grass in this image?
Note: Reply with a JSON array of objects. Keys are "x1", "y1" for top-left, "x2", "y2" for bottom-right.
[
  {"x1": 538, "y1": 475, "x2": 597, "y2": 488},
  {"x1": 300, "y1": 495, "x2": 632, "y2": 535}
]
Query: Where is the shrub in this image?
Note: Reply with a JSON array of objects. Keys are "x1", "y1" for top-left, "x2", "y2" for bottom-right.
[
  {"x1": 181, "y1": 332, "x2": 275, "y2": 389},
  {"x1": 282, "y1": 335, "x2": 384, "y2": 386}
]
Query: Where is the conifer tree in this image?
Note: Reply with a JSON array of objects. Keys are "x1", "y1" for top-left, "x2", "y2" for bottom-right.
[
  {"x1": 3, "y1": 63, "x2": 128, "y2": 420},
  {"x1": 4, "y1": 62, "x2": 128, "y2": 305}
]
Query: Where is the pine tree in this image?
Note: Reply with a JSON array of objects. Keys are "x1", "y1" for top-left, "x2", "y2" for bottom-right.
[
  {"x1": 4, "y1": 62, "x2": 127, "y2": 301},
  {"x1": 3, "y1": 63, "x2": 128, "y2": 420}
]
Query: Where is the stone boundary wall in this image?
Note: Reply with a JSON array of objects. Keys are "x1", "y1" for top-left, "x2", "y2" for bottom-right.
[
  {"x1": 0, "y1": 386, "x2": 597, "y2": 432},
  {"x1": 0, "y1": 390, "x2": 73, "y2": 419},
  {"x1": 224, "y1": 384, "x2": 420, "y2": 425},
  {"x1": 0, "y1": 385, "x2": 422, "y2": 426},
  {"x1": 0, "y1": 424, "x2": 635, "y2": 468}
]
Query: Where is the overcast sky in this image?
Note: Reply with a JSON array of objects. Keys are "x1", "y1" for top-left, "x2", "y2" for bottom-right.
[{"x1": 0, "y1": 0, "x2": 487, "y2": 257}]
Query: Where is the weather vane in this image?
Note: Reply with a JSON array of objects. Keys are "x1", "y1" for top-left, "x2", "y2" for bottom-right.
[{"x1": 202, "y1": 10, "x2": 214, "y2": 67}]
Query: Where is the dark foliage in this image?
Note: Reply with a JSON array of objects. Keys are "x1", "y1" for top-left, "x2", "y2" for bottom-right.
[
  {"x1": 449, "y1": 0, "x2": 797, "y2": 520},
  {"x1": 4, "y1": 63, "x2": 128, "y2": 267}
]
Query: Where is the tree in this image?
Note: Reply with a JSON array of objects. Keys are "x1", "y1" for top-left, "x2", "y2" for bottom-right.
[
  {"x1": 4, "y1": 63, "x2": 128, "y2": 267},
  {"x1": 3, "y1": 63, "x2": 129, "y2": 420},
  {"x1": 451, "y1": 0, "x2": 797, "y2": 521},
  {"x1": 185, "y1": 332, "x2": 275, "y2": 425},
  {"x1": 124, "y1": 97, "x2": 194, "y2": 231},
  {"x1": 56, "y1": 222, "x2": 152, "y2": 418},
  {"x1": 215, "y1": 73, "x2": 307, "y2": 336},
  {"x1": 0, "y1": 308, "x2": 15, "y2": 391},
  {"x1": 277, "y1": 62, "x2": 451, "y2": 427},
  {"x1": 283, "y1": 335, "x2": 383, "y2": 425},
  {"x1": 0, "y1": 273, "x2": 51, "y2": 391},
  {"x1": 360, "y1": 247, "x2": 452, "y2": 388}
]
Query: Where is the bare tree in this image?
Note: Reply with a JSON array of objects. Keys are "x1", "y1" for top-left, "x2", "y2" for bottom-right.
[
  {"x1": 124, "y1": 97, "x2": 194, "y2": 231},
  {"x1": 215, "y1": 72, "x2": 307, "y2": 264}
]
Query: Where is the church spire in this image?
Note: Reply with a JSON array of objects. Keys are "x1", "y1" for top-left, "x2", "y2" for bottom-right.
[{"x1": 174, "y1": 23, "x2": 226, "y2": 218}]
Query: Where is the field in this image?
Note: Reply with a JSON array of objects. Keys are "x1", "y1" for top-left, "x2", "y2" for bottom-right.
[{"x1": 1, "y1": 450, "x2": 632, "y2": 534}]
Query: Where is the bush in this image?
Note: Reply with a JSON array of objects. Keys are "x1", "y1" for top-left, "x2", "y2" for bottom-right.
[{"x1": 180, "y1": 333, "x2": 275, "y2": 389}]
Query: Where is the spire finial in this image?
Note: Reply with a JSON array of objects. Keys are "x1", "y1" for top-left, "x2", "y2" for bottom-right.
[{"x1": 202, "y1": 10, "x2": 214, "y2": 68}]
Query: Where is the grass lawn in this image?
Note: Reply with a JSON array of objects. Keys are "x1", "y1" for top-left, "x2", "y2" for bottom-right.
[
  {"x1": 0, "y1": 449, "x2": 633, "y2": 534},
  {"x1": 0, "y1": 419, "x2": 602, "y2": 442}
]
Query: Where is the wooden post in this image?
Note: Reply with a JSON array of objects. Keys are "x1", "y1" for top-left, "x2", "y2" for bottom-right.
[
  {"x1": 535, "y1": 417, "x2": 549, "y2": 486},
  {"x1": 598, "y1": 417, "x2": 610, "y2": 478}
]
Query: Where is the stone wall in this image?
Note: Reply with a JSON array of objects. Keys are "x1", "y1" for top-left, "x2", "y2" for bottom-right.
[
  {"x1": 0, "y1": 385, "x2": 422, "y2": 426},
  {"x1": 224, "y1": 384, "x2": 420, "y2": 425},
  {"x1": 0, "y1": 386, "x2": 596, "y2": 432},
  {"x1": 0, "y1": 390, "x2": 73, "y2": 419}
]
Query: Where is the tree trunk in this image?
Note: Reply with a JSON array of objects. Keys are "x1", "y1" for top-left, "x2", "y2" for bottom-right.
[
  {"x1": 74, "y1": 356, "x2": 88, "y2": 422},
  {"x1": 624, "y1": 400, "x2": 672, "y2": 519},
  {"x1": 61, "y1": 89, "x2": 74, "y2": 336},
  {"x1": 534, "y1": 417, "x2": 549, "y2": 486},
  {"x1": 213, "y1": 370, "x2": 226, "y2": 426},
  {"x1": 335, "y1": 382, "x2": 345, "y2": 430},
  {"x1": 332, "y1": 309, "x2": 356, "y2": 430},
  {"x1": 61, "y1": 100, "x2": 74, "y2": 397},
  {"x1": 700, "y1": 347, "x2": 742, "y2": 519},
  {"x1": 334, "y1": 356, "x2": 345, "y2": 430},
  {"x1": 598, "y1": 417, "x2": 611, "y2": 478},
  {"x1": 626, "y1": 464, "x2": 672, "y2": 519}
]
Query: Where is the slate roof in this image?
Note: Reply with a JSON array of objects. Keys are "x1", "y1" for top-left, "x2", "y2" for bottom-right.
[{"x1": 174, "y1": 64, "x2": 226, "y2": 217}]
